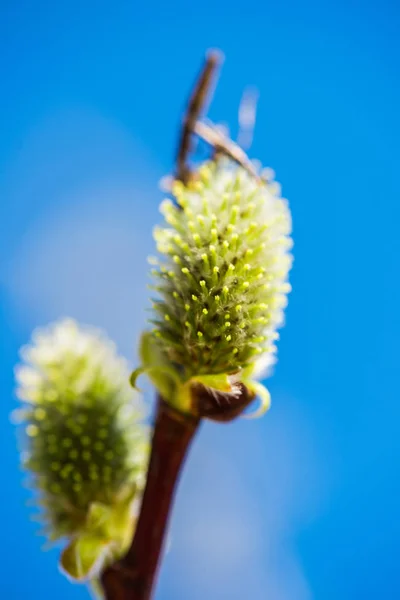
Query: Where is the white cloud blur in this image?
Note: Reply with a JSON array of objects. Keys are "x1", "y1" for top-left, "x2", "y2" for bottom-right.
[
  {"x1": 3, "y1": 107, "x2": 327, "y2": 599},
  {"x1": 6, "y1": 186, "x2": 154, "y2": 359},
  {"x1": 2, "y1": 107, "x2": 162, "y2": 359}
]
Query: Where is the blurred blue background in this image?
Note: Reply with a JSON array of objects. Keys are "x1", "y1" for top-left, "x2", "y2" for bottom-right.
[{"x1": 1, "y1": 1, "x2": 399, "y2": 598}]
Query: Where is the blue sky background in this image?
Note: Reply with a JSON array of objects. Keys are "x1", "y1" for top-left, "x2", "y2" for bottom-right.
[{"x1": 1, "y1": 1, "x2": 400, "y2": 598}]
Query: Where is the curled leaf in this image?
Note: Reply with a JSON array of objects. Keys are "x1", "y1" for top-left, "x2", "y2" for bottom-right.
[
  {"x1": 130, "y1": 365, "x2": 181, "y2": 404},
  {"x1": 241, "y1": 380, "x2": 271, "y2": 419}
]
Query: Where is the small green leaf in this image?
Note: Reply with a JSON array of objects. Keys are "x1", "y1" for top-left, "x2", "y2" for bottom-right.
[
  {"x1": 240, "y1": 363, "x2": 256, "y2": 380},
  {"x1": 86, "y1": 502, "x2": 112, "y2": 533},
  {"x1": 147, "y1": 367, "x2": 180, "y2": 402},
  {"x1": 106, "y1": 496, "x2": 136, "y2": 552},
  {"x1": 139, "y1": 331, "x2": 171, "y2": 370},
  {"x1": 242, "y1": 380, "x2": 271, "y2": 419},
  {"x1": 132, "y1": 332, "x2": 183, "y2": 403},
  {"x1": 190, "y1": 373, "x2": 232, "y2": 393},
  {"x1": 60, "y1": 535, "x2": 110, "y2": 581},
  {"x1": 174, "y1": 381, "x2": 193, "y2": 414}
]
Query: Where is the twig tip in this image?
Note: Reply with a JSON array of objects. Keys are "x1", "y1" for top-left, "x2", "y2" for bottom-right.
[{"x1": 205, "y1": 48, "x2": 225, "y2": 66}]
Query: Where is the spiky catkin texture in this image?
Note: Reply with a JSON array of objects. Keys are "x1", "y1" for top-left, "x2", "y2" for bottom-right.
[
  {"x1": 14, "y1": 319, "x2": 148, "y2": 580},
  {"x1": 151, "y1": 159, "x2": 293, "y2": 380}
]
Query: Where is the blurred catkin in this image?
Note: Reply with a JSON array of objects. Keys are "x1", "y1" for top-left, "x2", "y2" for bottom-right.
[{"x1": 14, "y1": 318, "x2": 148, "y2": 581}]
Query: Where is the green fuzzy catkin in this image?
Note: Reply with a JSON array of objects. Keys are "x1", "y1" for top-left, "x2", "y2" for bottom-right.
[
  {"x1": 14, "y1": 319, "x2": 148, "y2": 544},
  {"x1": 150, "y1": 158, "x2": 293, "y2": 379}
]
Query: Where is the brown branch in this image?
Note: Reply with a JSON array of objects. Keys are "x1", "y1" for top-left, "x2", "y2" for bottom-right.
[
  {"x1": 101, "y1": 386, "x2": 253, "y2": 600},
  {"x1": 101, "y1": 399, "x2": 200, "y2": 600}
]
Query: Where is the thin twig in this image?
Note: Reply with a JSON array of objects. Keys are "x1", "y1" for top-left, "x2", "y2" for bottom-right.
[
  {"x1": 175, "y1": 49, "x2": 262, "y2": 185},
  {"x1": 194, "y1": 120, "x2": 262, "y2": 182},
  {"x1": 175, "y1": 49, "x2": 222, "y2": 183}
]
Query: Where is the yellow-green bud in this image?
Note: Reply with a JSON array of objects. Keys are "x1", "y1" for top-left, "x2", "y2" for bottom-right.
[{"x1": 151, "y1": 159, "x2": 292, "y2": 378}]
